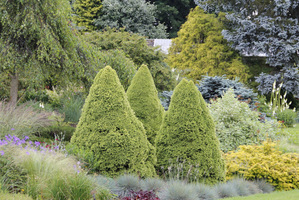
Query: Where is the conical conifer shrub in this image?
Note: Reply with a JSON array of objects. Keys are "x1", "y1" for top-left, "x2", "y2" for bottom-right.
[
  {"x1": 155, "y1": 79, "x2": 225, "y2": 184},
  {"x1": 71, "y1": 66, "x2": 156, "y2": 177},
  {"x1": 127, "y1": 65, "x2": 164, "y2": 144}
]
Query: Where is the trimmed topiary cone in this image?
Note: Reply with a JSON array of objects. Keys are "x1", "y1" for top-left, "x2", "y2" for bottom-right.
[
  {"x1": 71, "y1": 66, "x2": 156, "y2": 177},
  {"x1": 155, "y1": 78, "x2": 225, "y2": 184},
  {"x1": 127, "y1": 64, "x2": 164, "y2": 145}
]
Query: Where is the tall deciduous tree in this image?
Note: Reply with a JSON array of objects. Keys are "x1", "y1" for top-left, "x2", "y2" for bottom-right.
[
  {"x1": 0, "y1": 0, "x2": 99, "y2": 106},
  {"x1": 127, "y1": 65, "x2": 164, "y2": 145},
  {"x1": 156, "y1": 78, "x2": 225, "y2": 184},
  {"x1": 167, "y1": 7, "x2": 250, "y2": 82},
  {"x1": 71, "y1": 66, "x2": 156, "y2": 177},
  {"x1": 74, "y1": 0, "x2": 102, "y2": 31},
  {"x1": 147, "y1": 0, "x2": 196, "y2": 38},
  {"x1": 94, "y1": 0, "x2": 168, "y2": 39}
]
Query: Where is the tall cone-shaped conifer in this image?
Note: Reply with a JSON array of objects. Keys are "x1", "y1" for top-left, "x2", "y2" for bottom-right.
[
  {"x1": 155, "y1": 79, "x2": 225, "y2": 184},
  {"x1": 127, "y1": 65, "x2": 164, "y2": 145},
  {"x1": 71, "y1": 66, "x2": 156, "y2": 177}
]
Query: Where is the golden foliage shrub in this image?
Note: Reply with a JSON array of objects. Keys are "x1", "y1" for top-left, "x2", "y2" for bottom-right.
[{"x1": 224, "y1": 141, "x2": 299, "y2": 191}]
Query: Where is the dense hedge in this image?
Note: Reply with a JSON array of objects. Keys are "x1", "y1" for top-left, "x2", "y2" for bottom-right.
[
  {"x1": 127, "y1": 65, "x2": 164, "y2": 145},
  {"x1": 71, "y1": 66, "x2": 156, "y2": 177},
  {"x1": 155, "y1": 79, "x2": 225, "y2": 184}
]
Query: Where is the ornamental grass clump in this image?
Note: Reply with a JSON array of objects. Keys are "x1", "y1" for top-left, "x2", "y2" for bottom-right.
[
  {"x1": 127, "y1": 64, "x2": 164, "y2": 145},
  {"x1": 254, "y1": 179, "x2": 275, "y2": 193},
  {"x1": 0, "y1": 135, "x2": 109, "y2": 200},
  {"x1": 156, "y1": 78, "x2": 225, "y2": 184},
  {"x1": 158, "y1": 180, "x2": 197, "y2": 200},
  {"x1": 141, "y1": 178, "x2": 165, "y2": 193},
  {"x1": 193, "y1": 183, "x2": 218, "y2": 200},
  {"x1": 116, "y1": 174, "x2": 141, "y2": 197},
  {"x1": 0, "y1": 102, "x2": 53, "y2": 138},
  {"x1": 215, "y1": 181, "x2": 239, "y2": 198},
  {"x1": 71, "y1": 66, "x2": 156, "y2": 177}
]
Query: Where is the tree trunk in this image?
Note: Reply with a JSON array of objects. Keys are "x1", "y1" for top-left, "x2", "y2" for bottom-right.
[{"x1": 9, "y1": 73, "x2": 18, "y2": 107}]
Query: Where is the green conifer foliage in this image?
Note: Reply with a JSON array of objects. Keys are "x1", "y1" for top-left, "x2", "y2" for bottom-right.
[
  {"x1": 155, "y1": 79, "x2": 225, "y2": 184},
  {"x1": 71, "y1": 66, "x2": 156, "y2": 177},
  {"x1": 127, "y1": 65, "x2": 164, "y2": 145},
  {"x1": 167, "y1": 7, "x2": 249, "y2": 82},
  {"x1": 74, "y1": 0, "x2": 102, "y2": 31}
]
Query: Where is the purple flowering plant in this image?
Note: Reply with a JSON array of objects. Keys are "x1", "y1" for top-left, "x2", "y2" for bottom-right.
[{"x1": 0, "y1": 134, "x2": 63, "y2": 158}]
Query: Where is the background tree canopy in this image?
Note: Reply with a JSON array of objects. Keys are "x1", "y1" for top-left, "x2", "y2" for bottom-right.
[
  {"x1": 83, "y1": 28, "x2": 176, "y2": 91},
  {"x1": 167, "y1": 6, "x2": 250, "y2": 82},
  {"x1": 195, "y1": 0, "x2": 299, "y2": 100},
  {"x1": 0, "y1": 0, "x2": 100, "y2": 105},
  {"x1": 73, "y1": 0, "x2": 102, "y2": 31},
  {"x1": 94, "y1": 0, "x2": 168, "y2": 39},
  {"x1": 147, "y1": 0, "x2": 196, "y2": 38}
]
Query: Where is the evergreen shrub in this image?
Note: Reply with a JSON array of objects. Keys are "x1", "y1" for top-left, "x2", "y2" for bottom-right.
[
  {"x1": 155, "y1": 79, "x2": 225, "y2": 184},
  {"x1": 71, "y1": 66, "x2": 156, "y2": 177},
  {"x1": 159, "y1": 75, "x2": 258, "y2": 111},
  {"x1": 127, "y1": 65, "x2": 164, "y2": 144},
  {"x1": 224, "y1": 141, "x2": 299, "y2": 190},
  {"x1": 208, "y1": 89, "x2": 280, "y2": 152},
  {"x1": 196, "y1": 75, "x2": 257, "y2": 104}
]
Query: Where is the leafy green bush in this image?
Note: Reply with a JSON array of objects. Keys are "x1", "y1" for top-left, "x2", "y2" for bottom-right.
[
  {"x1": 156, "y1": 79, "x2": 225, "y2": 184},
  {"x1": 224, "y1": 141, "x2": 299, "y2": 190},
  {"x1": 0, "y1": 102, "x2": 53, "y2": 138},
  {"x1": 276, "y1": 109, "x2": 297, "y2": 127},
  {"x1": 208, "y1": 89, "x2": 280, "y2": 152},
  {"x1": 127, "y1": 65, "x2": 164, "y2": 144},
  {"x1": 71, "y1": 66, "x2": 156, "y2": 177}
]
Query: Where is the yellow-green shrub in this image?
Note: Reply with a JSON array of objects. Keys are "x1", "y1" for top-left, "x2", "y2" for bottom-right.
[{"x1": 224, "y1": 141, "x2": 299, "y2": 190}]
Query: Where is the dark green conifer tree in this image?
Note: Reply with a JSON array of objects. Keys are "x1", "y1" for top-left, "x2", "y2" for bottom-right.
[
  {"x1": 155, "y1": 78, "x2": 225, "y2": 184},
  {"x1": 127, "y1": 65, "x2": 164, "y2": 145},
  {"x1": 71, "y1": 66, "x2": 156, "y2": 177}
]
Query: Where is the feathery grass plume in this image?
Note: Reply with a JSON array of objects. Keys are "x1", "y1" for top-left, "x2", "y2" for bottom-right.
[
  {"x1": 254, "y1": 179, "x2": 274, "y2": 193},
  {"x1": 116, "y1": 174, "x2": 141, "y2": 197},
  {"x1": 193, "y1": 183, "x2": 218, "y2": 200},
  {"x1": 127, "y1": 64, "x2": 164, "y2": 145},
  {"x1": 141, "y1": 177, "x2": 166, "y2": 192},
  {"x1": 215, "y1": 182, "x2": 239, "y2": 198},
  {"x1": 0, "y1": 102, "x2": 53, "y2": 138},
  {"x1": 156, "y1": 78, "x2": 225, "y2": 184},
  {"x1": 71, "y1": 66, "x2": 156, "y2": 177},
  {"x1": 158, "y1": 180, "x2": 197, "y2": 200}
]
